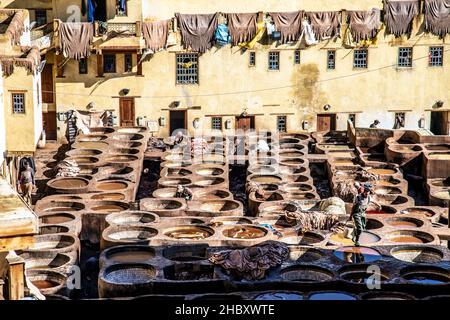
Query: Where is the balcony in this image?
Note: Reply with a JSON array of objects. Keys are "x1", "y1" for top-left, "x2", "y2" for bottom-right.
[
  {"x1": 30, "y1": 22, "x2": 54, "y2": 50},
  {"x1": 94, "y1": 21, "x2": 141, "y2": 37}
]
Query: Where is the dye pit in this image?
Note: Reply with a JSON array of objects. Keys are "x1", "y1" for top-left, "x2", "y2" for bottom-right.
[{"x1": 23, "y1": 127, "x2": 450, "y2": 300}]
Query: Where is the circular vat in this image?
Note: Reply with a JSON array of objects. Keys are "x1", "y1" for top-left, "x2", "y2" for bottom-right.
[
  {"x1": 65, "y1": 149, "x2": 103, "y2": 157},
  {"x1": 279, "y1": 138, "x2": 301, "y2": 144},
  {"x1": 164, "y1": 225, "x2": 214, "y2": 240},
  {"x1": 152, "y1": 188, "x2": 178, "y2": 198},
  {"x1": 279, "y1": 166, "x2": 307, "y2": 175},
  {"x1": 280, "y1": 158, "x2": 306, "y2": 167},
  {"x1": 141, "y1": 199, "x2": 183, "y2": 211},
  {"x1": 104, "y1": 226, "x2": 158, "y2": 243},
  {"x1": 247, "y1": 174, "x2": 283, "y2": 184},
  {"x1": 195, "y1": 177, "x2": 226, "y2": 187},
  {"x1": 259, "y1": 202, "x2": 297, "y2": 215},
  {"x1": 110, "y1": 148, "x2": 140, "y2": 155},
  {"x1": 163, "y1": 263, "x2": 215, "y2": 281},
  {"x1": 209, "y1": 217, "x2": 252, "y2": 227},
  {"x1": 360, "y1": 291, "x2": 416, "y2": 300},
  {"x1": 199, "y1": 200, "x2": 240, "y2": 212},
  {"x1": 90, "y1": 193, "x2": 126, "y2": 201},
  {"x1": 252, "y1": 191, "x2": 284, "y2": 202},
  {"x1": 30, "y1": 234, "x2": 78, "y2": 254},
  {"x1": 367, "y1": 168, "x2": 398, "y2": 176},
  {"x1": 163, "y1": 167, "x2": 192, "y2": 177},
  {"x1": 65, "y1": 156, "x2": 99, "y2": 165},
  {"x1": 26, "y1": 269, "x2": 67, "y2": 295},
  {"x1": 20, "y1": 252, "x2": 73, "y2": 271},
  {"x1": 366, "y1": 205, "x2": 397, "y2": 215},
  {"x1": 165, "y1": 217, "x2": 206, "y2": 225},
  {"x1": 78, "y1": 134, "x2": 108, "y2": 142},
  {"x1": 279, "y1": 150, "x2": 305, "y2": 159},
  {"x1": 194, "y1": 166, "x2": 225, "y2": 176},
  {"x1": 330, "y1": 231, "x2": 381, "y2": 246},
  {"x1": 89, "y1": 127, "x2": 115, "y2": 134},
  {"x1": 288, "y1": 247, "x2": 325, "y2": 263},
  {"x1": 365, "y1": 218, "x2": 384, "y2": 230},
  {"x1": 106, "y1": 211, "x2": 158, "y2": 226},
  {"x1": 307, "y1": 291, "x2": 358, "y2": 301},
  {"x1": 334, "y1": 246, "x2": 382, "y2": 263},
  {"x1": 280, "y1": 265, "x2": 334, "y2": 282},
  {"x1": 338, "y1": 264, "x2": 389, "y2": 284},
  {"x1": 281, "y1": 231, "x2": 325, "y2": 245},
  {"x1": 400, "y1": 207, "x2": 437, "y2": 219},
  {"x1": 39, "y1": 212, "x2": 77, "y2": 225},
  {"x1": 106, "y1": 155, "x2": 139, "y2": 163},
  {"x1": 390, "y1": 245, "x2": 444, "y2": 263},
  {"x1": 39, "y1": 225, "x2": 70, "y2": 235},
  {"x1": 102, "y1": 246, "x2": 155, "y2": 265},
  {"x1": 162, "y1": 245, "x2": 208, "y2": 262},
  {"x1": 425, "y1": 144, "x2": 450, "y2": 151},
  {"x1": 116, "y1": 127, "x2": 147, "y2": 134},
  {"x1": 247, "y1": 165, "x2": 278, "y2": 175},
  {"x1": 385, "y1": 217, "x2": 424, "y2": 228},
  {"x1": 41, "y1": 201, "x2": 85, "y2": 213},
  {"x1": 254, "y1": 291, "x2": 304, "y2": 300},
  {"x1": 427, "y1": 152, "x2": 450, "y2": 160},
  {"x1": 194, "y1": 189, "x2": 232, "y2": 200},
  {"x1": 96, "y1": 180, "x2": 129, "y2": 191},
  {"x1": 286, "y1": 192, "x2": 317, "y2": 200},
  {"x1": 285, "y1": 174, "x2": 310, "y2": 183},
  {"x1": 283, "y1": 183, "x2": 313, "y2": 193},
  {"x1": 283, "y1": 133, "x2": 309, "y2": 141},
  {"x1": 400, "y1": 266, "x2": 450, "y2": 285},
  {"x1": 47, "y1": 177, "x2": 89, "y2": 193},
  {"x1": 222, "y1": 225, "x2": 268, "y2": 239},
  {"x1": 432, "y1": 190, "x2": 450, "y2": 201},
  {"x1": 72, "y1": 141, "x2": 109, "y2": 150},
  {"x1": 389, "y1": 144, "x2": 422, "y2": 153},
  {"x1": 386, "y1": 230, "x2": 435, "y2": 244},
  {"x1": 90, "y1": 201, "x2": 129, "y2": 213},
  {"x1": 112, "y1": 133, "x2": 145, "y2": 141},
  {"x1": 102, "y1": 264, "x2": 156, "y2": 284},
  {"x1": 111, "y1": 141, "x2": 143, "y2": 149},
  {"x1": 374, "y1": 186, "x2": 402, "y2": 195},
  {"x1": 159, "y1": 177, "x2": 192, "y2": 187}
]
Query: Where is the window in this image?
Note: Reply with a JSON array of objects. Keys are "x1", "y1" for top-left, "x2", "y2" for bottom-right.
[
  {"x1": 35, "y1": 10, "x2": 47, "y2": 27},
  {"x1": 268, "y1": 51, "x2": 279, "y2": 70},
  {"x1": 394, "y1": 112, "x2": 406, "y2": 129},
  {"x1": 294, "y1": 50, "x2": 301, "y2": 65},
  {"x1": 327, "y1": 50, "x2": 336, "y2": 70},
  {"x1": 12, "y1": 93, "x2": 25, "y2": 114},
  {"x1": 103, "y1": 54, "x2": 116, "y2": 73},
  {"x1": 277, "y1": 116, "x2": 287, "y2": 132},
  {"x1": 176, "y1": 53, "x2": 198, "y2": 84},
  {"x1": 249, "y1": 51, "x2": 255, "y2": 66},
  {"x1": 348, "y1": 114, "x2": 356, "y2": 126},
  {"x1": 124, "y1": 54, "x2": 133, "y2": 72},
  {"x1": 353, "y1": 49, "x2": 368, "y2": 68},
  {"x1": 79, "y1": 58, "x2": 88, "y2": 74},
  {"x1": 398, "y1": 47, "x2": 413, "y2": 67},
  {"x1": 429, "y1": 46, "x2": 443, "y2": 67},
  {"x1": 212, "y1": 117, "x2": 222, "y2": 130},
  {"x1": 116, "y1": 0, "x2": 127, "y2": 16}
]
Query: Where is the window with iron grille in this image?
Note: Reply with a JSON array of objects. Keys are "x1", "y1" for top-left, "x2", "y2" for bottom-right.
[
  {"x1": 103, "y1": 54, "x2": 116, "y2": 73},
  {"x1": 277, "y1": 115, "x2": 287, "y2": 132},
  {"x1": 394, "y1": 112, "x2": 406, "y2": 129},
  {"x1": 327, "y1": 50, "x2": 336, "y2": 70},
  {"x1": 429, "y1": 46, "x2": 443, "y2": 67},
  {"x1": 249, "y1": 51, "x2": 255, "y2": 66},
  {"x1": 35, "y1": 10, "x2": 47, "y2": 27},
  {"x1": 79, "y1": 58, "x2": 88, "y2": 74},
  {"x1": 124, "y1": 54, "x2": 133, "y2": 72},
  {"x1": 398, "y1": 47, "x2": 413, "y2": 67},
  {"x1": 353, "y1": 49, "x2": 368, "y2": 68},
  {"x1": 348, "y1": 114, "x2": 356, "y2": 126},
  {"x1": 294, "y1": 50, "x2": 301, "y2": 64},
  {"x1": 12, "y1": 93, "x2": 25, "y2": 114},
  {"x1": 268, "y1": 51, "x2": 279, "y2": 70},
  {"x1": 176, "y1": 53, "x2": 198, "y2": 84},
  {"x1": 212, "y1": 117, "x2": 222, "y2": 130}
]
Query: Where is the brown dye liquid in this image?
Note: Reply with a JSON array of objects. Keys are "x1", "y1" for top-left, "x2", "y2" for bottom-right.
[
  {"x1": 108, "y1": 251, "x2": 153, "y2": 263},
  {"x1": 333, "y1": 160, "x2": 354, "y2": 165},
  {"x1": 403, "y1": 209, "x2": 433, "y2": 217},
  {"x1": 77, "y1": 142, "x2": 108, "y2": 150},
  {"x1": 223, "y1": 226, "x2": 266, "y2": 239},
  {"x1": 368, "y1": 168, "x2": 396, "y2": 175},
  {"x1": 41, "y1": 215, "x2": 73, "y2": 224},
  {"x1": 32, "y1": 279, "x2": 59, "y2": 289},
  {"x1": 251, "y1": 176, "x2": 281, "y2": 183},
  {"x1": 388, "y1": 221, "x2": 418, "y2": 228},
  {"x1": 428, "y1": 154, "x2": 450, "y2": 160},
  {"x1": 97, "y1": 182, "x2": 127, "y2": 190},
  {"x1": 166, "y1": 228, "x2": 211, "y2": 240},
  {"x1": 391, "y1": 236, "x2": 424, "y2": 243},
  {"x1": 331, "y1": 232, "x2": 379, "y2": 245},
  {"x1": 377, "y1": 180, "x2": 397, "y2": 186},
  {"x1": 51, "y1": 179, "x2": 87, "y2": 189},
  {"x1": 92, "y1": 205, "x2": 124, "y2": 212}
]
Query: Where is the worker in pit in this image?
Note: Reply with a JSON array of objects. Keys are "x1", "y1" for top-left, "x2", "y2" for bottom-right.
[
  {"x1": 175, "y1": 185, "x2": 194, "y2": 201},
  {"x1": 19, "y1": 161, "x2": 35, "y2": 206},
  {"x1": 347, "y1": 183, "x2": 381, "y2": 246},
  {"x1": 369, "y1": 120, "x2": 380, "y2": 128}
]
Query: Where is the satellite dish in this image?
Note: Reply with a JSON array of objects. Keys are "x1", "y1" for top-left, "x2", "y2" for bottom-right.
[{"x1": 29, "y1": 21, "x2": 37, "y2": 30}]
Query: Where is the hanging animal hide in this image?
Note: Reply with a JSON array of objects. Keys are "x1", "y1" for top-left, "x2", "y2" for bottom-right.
[
  {"x1": 175, "y1": 13, "x2": 219, "y2": 53},
  {"x1": 384, "y1": 0, "x2": 420, "y2": 36},
  {"x1": 307, "y1": 11, "x2": 341, "y2": 40},
  {"x1": 0, "y1": 9, "x2": 26, "y2": 45},
  {"x1": 142, "y1": 20, "x2": 170, "y2": 52},
  {"x1": 226, "y1": 13, "x2": 258, "y2": 45},
  {"x1": 0, "y1": 47, "x2": 41, "y2": 77},
  {"x1": 424, "y1": 0, "x2": 450, "y2": 37},
  {"x1": 58, "y1": 22, "x2": 94, "y2": 60},
  {"x1": 347, "y1": 8, "x2": 382, "y2": 42},
  {"x1": 269, "y1": 11, "x2": 304, "y2": 43}
]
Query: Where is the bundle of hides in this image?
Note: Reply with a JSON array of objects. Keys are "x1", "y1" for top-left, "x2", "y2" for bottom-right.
[
  {"x1": 147, "y1": 137, "x2": 166, "y2": 151},
  {"x1": 347, "y1": 8, "x2": 382, "y2": 42},
  {"x1": 306, "y1": 11, "x2": 341, "y2": 40},
  {"x1": 1, "y1": 46, "x2": 41, "y2": 77},
  {"x1": 269, "y1": 11, "x2": 305, "y2": 43},
  {"x1": 319, "y1": 197, "x2": 347, "y2": 215},
  {"x1": 176, "y1": 13, "x2": 219, "y2": 53},
  {"x1": 58, "y1": 22, "x2": 94, "y2": 60},
  {"x1": 142, "y1": 20, "x2": 170, "y2": 52},
  {"x1": 285, "y1": 210, "x2": 346, "y2": 233},
  {"x1": 209, "y1": 241, "x2": 289, "y2": 280},
  {"x1": 333, "y1": 180, "x2": 358, "y2": 203},
  {"x1": 55, "y1": 160, "x2": 80, "y2": 177},
  {"x1": 3, "y1": 9, "x2": 26, "y2": 45},
  {"x1": 226, "y1": 13, "x2": 258, "y2": 45},
  {"x1": 356, "y1": 168, "x2": 379, "y2": 182},
  {"x1": 246, "y1": 181, "x2": 266, "y2": 197},
  {"x1": 383, "y1": 0, "x2": 420, "y2": 36},
  {"x1": 424, "y1": 0, "x2": 450, "y2": 37},
  {"x1": 190, "y1": 137, "x2": 209, "y2": 155}
]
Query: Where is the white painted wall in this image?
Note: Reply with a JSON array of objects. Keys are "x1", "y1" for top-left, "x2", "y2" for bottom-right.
[
  {"x1": 0, "y1": 64, "x2": 6, "y2": 167},
  {"x1": 33, "y1": 71, "x2": 43, "y2": 145}
]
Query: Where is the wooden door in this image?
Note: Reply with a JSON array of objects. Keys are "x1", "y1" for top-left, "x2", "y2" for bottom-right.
[
  {"x1": 43, "y1": 111, "x2": 57, "y2": 140},
  {"x1": 41, "y1": 64, "x2": 53, "y2": 103},
  {"x1": 430, "y1": 111, "x2": 449, "y2": 135},
  {"x1": 119, "y1": 98, "x2": 135, "y2": 127},
  {"x1": 169, "y1": 110, "x2": 187, "y2": 135},
  {"x1": 236, "y1": 116, "x2": 255, "y2": 131},
  {"x1": 317, "y1": 114, "x2": 336, "y2": 132}
]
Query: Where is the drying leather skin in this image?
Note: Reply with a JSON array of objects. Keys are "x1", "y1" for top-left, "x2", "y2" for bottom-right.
[
  {"x1": 225, "y1": 13, "x2": 258, "y2": 45},
  {"x1": 0, "y1": 9, "x2": 25, "y2": 45},
  {"x1": 307, "y1": 11, "x2": 341, "y2": 40},
  {"x1": 1, "y1": 47, "x2": 41, "y2": 77},
  {"x1": 424, "y1": 0, "x2": 450, "y2": 37},
  {"x1": 384, "y1": 0, "x2": 420, "y2": 37},
  {"x1": 142, "y1": 20, "x2": 170, "y2": 51},
  {"x1": 176, "y1": 13, "x2": 219, "y2": 53},
  {"x1": 347, "y1": 8, "x2": 382, "y2": 42},
  {"x1": 58, "y1": 22, "x2": 94, "y2": 60},
  {"x1": 269, "y1": 11, "x2": 305, "y2": 43}
]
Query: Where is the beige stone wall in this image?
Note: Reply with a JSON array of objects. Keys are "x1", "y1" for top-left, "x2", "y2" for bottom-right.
[
  {"x1": 0, "y1": 65, "x2": 5, "y2": 165},
  {"x1": 51, "y1": 0, "x2": 450, "y2": 140}
]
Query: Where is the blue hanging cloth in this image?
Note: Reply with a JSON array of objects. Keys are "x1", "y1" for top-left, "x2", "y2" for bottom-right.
[
  {"x1": 87, "y1": 0, "x2": 96, "y2": 23},
  {"x1": 215, "y1": 24, "x2": 231, "y2": 46},
  {"x1": 119, "y1": 0, "x2": 127, "y2": 12}
]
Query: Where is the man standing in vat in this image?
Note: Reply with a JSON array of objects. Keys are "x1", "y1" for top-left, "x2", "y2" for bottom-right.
[
  {"x1": 347, "y1": 183, "x2": 381, "y2": 246},
  {"x1": 18, "y1": 161, "x2": 36, "y2": 206}
]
